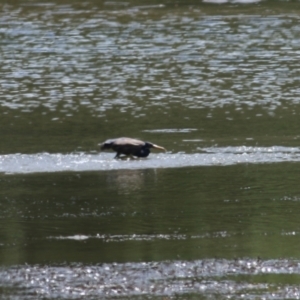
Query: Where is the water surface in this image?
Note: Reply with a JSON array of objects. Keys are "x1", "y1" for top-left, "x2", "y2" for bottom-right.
[{"x1": 1, "y1": 0, "x2": 300, "y2": 298}]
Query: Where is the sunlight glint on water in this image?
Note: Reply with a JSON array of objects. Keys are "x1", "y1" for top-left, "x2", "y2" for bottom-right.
[
  {"x1": 0, "y1": 146, "x2": 299, "y2": 174},
  {"x1": 1, "y1": 1, "x2": 300, "y2": 299}
]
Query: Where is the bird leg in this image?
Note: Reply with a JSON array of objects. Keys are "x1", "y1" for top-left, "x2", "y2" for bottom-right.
[
  {"x1": 114, "y1": 153, "x2": 138, "y2": 160},
  {"x1": 114, "y1": 152, "x2": 121, "y2": 159}
]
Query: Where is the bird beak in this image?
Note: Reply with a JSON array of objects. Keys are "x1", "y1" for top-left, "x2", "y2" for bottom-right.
[{"x1": 152, "y1": 144, "x2": 167, "y2": 152}]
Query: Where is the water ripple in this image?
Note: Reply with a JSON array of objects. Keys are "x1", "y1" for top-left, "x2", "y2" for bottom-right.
[
  {"x1": 0, "y1": 146, "x2": 299, "y2": 174},
  {"x1": 47, "y1": 232, "x2": 231, "y2": 242},
  {"x1": 1, "y1": 258, "x2": 300, "y2": 299},
  {"x1": 0, "y1": 5, "x2": 300, "y2": 118}
]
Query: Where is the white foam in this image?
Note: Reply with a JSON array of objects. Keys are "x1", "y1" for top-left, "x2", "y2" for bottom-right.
[{"x1": 0, "y1": 146, "x2": 299, "y2": 174}]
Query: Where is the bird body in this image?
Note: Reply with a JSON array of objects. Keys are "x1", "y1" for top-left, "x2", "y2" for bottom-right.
[{"x1": 100, "y1": 137, "x2": 166, "y2": 158}]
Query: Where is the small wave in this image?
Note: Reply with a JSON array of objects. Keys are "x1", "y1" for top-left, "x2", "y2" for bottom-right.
[
  {"x1": 202, "y1": 145, "x2": 300, "y2": 154},
  {"x1": 143, "y1": 128, "x2": 198, "y2": 133},
  {"x1": 47, "y1": 232, "x2": 231, "y2": 242},
  {"x1": 1, "y1": 258, "x2": 300, "y2": 299},
  {"x1": 0, "y1": 146, "x2": 300, "y2": 174},
  {"x1": 203, "y1": 0, "x2": 261, "y2": 3}
]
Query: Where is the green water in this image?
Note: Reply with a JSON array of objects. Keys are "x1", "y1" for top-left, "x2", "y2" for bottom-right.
[
  {"x1": 1, "y1": 163, "x2": 300, "y2": 266},
  {"x1": 1, "y1": 0, "x2": 300, "y2": 298}
]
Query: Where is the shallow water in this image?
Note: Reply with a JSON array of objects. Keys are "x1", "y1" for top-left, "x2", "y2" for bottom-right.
[
  {"x1": 1, "y1": 146, "x2": 300, "y2": 174},
  {"x1": 1, "y1": 0, "x2": 300, "y2": 299},
  {"x1": 2, "y1": 163, "x2": 300, "y2": 298},
  {"x1": 2, "y1": 259, "x2": 300, "y2": 299}
]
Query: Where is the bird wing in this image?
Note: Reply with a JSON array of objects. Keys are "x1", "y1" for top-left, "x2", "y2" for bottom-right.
[{"x1": 114, "y1": 138, "x2": 145, "y2": 146}]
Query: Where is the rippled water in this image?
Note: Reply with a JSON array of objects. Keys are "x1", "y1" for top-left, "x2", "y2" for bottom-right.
[
  {"x1": 2, "y1": 0, "x2": 300, "y2": 117},
  {"x1": 2, "y1": 0, "x2": 300, "y2": 299},
  {"x1": 1, "y1": 0, "x2": 300, "y2": 154},
  {"x1": 1, "y1": 146, "x2": 300, "y2": 174},
  {"x1": 2, "y1": 259, "x2": 300, "y2": 299}
]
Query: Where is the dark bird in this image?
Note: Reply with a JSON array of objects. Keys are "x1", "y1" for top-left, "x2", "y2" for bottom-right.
[{"x1": 100, "y1": 137, "x2": 166, "y2": 158}]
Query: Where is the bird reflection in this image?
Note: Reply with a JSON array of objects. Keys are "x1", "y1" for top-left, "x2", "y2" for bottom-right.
[{"x1": 106, "y1": 169, "x2": 152, "y2": 193}]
